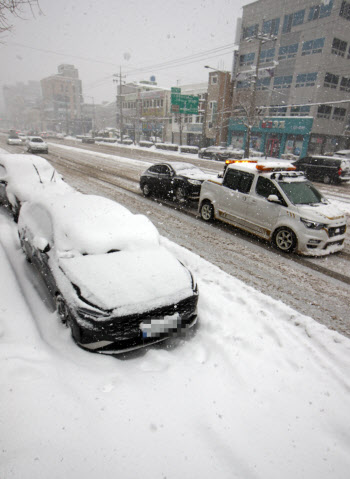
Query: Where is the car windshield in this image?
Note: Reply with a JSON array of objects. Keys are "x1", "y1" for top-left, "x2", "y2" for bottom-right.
[
  {"x1": 32, "y1": 138, "x2": 43, "y2": 143},
  {"x1": 279, "y1": 180, "x2": 326, "y2": 205}
]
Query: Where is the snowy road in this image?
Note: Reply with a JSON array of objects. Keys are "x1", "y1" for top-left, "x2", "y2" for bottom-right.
[{"x1": 1, "y1": 137, "x2": 350, "y2": 338}]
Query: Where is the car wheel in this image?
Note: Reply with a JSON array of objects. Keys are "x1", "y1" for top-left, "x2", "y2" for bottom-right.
[
  {"x1": 141, "y1": 183, "x2": 151, "y2": 197},
  {"x1": 56, "y1": 294, "x2": 71, "y2": 325},
  {"x1": 323, "y1": 175, "x2": 331, "y2": 184},
  {"x1": 200, "y1": 200, "x2": 214, "y2": 222},
  {"x1": 175, "y1": 186, "x2": 186, "y2": 202},
  {"x1": 273, "y1": 227, "x2": 297, "y2": 253}
]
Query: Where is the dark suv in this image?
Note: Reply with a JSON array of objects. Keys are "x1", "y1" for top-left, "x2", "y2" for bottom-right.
[{"x1": 294, "y1": 156, "x2": 350, "y2": 184}]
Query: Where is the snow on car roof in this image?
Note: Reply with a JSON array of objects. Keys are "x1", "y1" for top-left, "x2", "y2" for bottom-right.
[
  {"x1": 21, "y1": 193, "x2": 160, "y2": 254},
  {"x1": 0, "y1": 154, "x2": 72, "y2": 204}
]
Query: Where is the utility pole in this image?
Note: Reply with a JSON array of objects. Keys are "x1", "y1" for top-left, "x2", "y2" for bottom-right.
[{"x1": 113, "y1": 67, "x2": 125, "y2": 142}]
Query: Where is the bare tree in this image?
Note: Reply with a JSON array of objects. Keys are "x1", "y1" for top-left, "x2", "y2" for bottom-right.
[
  {"x1": 0, "y1": 1, "x2": 41, "y2": 36},
  {"x1": 232, "y1": 89, "x2": 264, "y2": 158}
]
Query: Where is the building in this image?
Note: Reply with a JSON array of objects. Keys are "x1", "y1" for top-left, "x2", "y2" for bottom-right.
[
  {"x1": 229, "y1": 0, "x2": 350, "y2": 157},
  {"x1": 204, "y1": 71, "x2": 232, "y2": 146},
  {"x1": 2, "y1": 81, "x2": 42, "y2": 131},
  {"x1": 41, "y1": 64, "x2": 83, "y2": 134},
  {"x1": 117, "y1": 81, "x2": 171, "y2": 142}
]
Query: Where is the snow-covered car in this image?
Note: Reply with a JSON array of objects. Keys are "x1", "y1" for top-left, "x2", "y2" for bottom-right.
[
  {"x1": 7, "y1": 135, "x2": 23, "y2": 146},
  {"x1": 140, "y1": 161, "x2": 215, "y2": 201},
  {"x1": 198, "y1": 146, "x2": 227, "y2": 160},
  {"x1": 26, "y1": 136, "x2": 49, "y2": 154},
  {"x1": 18, "y1": 193, "x2": 199, "y2": 353},
  {"x1": 0, "y1": 153, "x2": 72, "y2": 220}
]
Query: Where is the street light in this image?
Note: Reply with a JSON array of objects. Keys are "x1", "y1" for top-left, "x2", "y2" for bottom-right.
[{"x1": 205, "y1": 65, "x2": 231, "y2": 146}]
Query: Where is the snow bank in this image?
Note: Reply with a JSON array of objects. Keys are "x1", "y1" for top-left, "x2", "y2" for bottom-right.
[{"x1": 1, "y1": 212, "x2": 350, "y2": 479}]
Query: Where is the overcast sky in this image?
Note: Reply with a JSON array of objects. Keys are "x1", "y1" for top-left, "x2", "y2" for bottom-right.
[{"x1": 0, "y1": 0, "x2": 248, "y2": 105}]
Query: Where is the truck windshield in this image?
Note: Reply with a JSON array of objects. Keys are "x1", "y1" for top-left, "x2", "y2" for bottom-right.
[{"x1": 278, "y1": 181, "x2": 326, "y2": 205}]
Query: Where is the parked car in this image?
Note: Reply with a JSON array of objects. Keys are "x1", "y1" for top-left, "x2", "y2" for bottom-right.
[
  {"x1": 0, "y1": 153, "x2": 72, "y2": 220},
  {"x1": 26, "y1": 136, "x2": 49, "y2": 154},
  {"x1": 293, "y1": 155, "x2": 350, "y2": 184},
  {"x1": 7, "y1": 135, "x2": 23, "y2": 146},
  {"x1": 18, "y1": 193, "x2": 199, "y2": 354},
  {"x1": 140, "y1": 161, "x2": 214, "y2": 201},
  {"x1": 334, "y1": 150, "x2": 350, "y2": 159},
  {"x1": 199, "y1": 160, "x2": 347, "y2": 256},
  {"x1": 198, "y1": 146, "x2": 229, "y2": 160}
]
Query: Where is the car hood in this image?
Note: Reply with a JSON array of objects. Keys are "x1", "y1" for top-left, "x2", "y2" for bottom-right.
[
  {"x1": 59, "y1": 247, "x2": 194, "y2": 317},
  {"x1": 297, "y1": 202, "x2": 346, "y2": 222}
]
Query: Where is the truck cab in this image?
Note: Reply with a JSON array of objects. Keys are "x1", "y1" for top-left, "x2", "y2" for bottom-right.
[{"x1": 199, "y1": 161, "x2": 347, "y2": 256}]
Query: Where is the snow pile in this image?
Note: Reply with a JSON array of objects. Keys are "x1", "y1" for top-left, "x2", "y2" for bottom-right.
[{"x1": 1, "y1": 212, "x2": 350, "y2": 479}]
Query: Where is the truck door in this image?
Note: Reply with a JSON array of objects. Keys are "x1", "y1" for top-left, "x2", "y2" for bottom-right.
[
  {"x1": 245, "y1": 176, "x2": 285, "y2": 238},
  {"x1": 216, "y1": 169, "x2": 255, "y2": 230}
]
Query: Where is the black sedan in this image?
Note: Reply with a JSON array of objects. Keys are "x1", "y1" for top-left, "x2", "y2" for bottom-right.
[
  {"x1": 198, "y1": 146, "x2": 228, "y2": 160},
  {"x1": 140, "y1": 162, "x2": 213, "y2": 202}
]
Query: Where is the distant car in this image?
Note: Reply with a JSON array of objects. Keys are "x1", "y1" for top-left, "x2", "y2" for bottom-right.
[
  {"x1": 18, "y1": 193, "x2": 199, "y2": 354},
  {"x1": 140, "y1": 162, "x2": 214, "y2": 201},
  {"x1": 0, "y1": 153, "x2": 72, "y2": 220},
  {"x1": 198, "y1": 146, "x2": 227, "y2": 160},
  {"x1": 334, "y1": 150, "x2": 350, "y2": 159},
  {"x1": 7, "y1": 135, "x2": 23, "y2": 146},
  {"x1": 26, "y1": 136, "x2": 49, "y2": 154},
  {"x1": 293, "y1": 155, "x2": 350, "y2": 184}
]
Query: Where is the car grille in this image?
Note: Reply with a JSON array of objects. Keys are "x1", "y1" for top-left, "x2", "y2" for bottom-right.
[
  {"x1": 91, "y1": 294, "x2": 198, "y2": 341},
  {"x1": 327, "y1": 225, "x2": 346, "y2": 238},
  {"x1": 324, "y1": 239, "x2": 344, "y2": 249}
]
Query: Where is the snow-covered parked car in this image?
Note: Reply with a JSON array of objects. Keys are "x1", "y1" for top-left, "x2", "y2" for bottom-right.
[
  {"x1": 26, "y1": 136, "x2": 49, "y2": 154},
  {"x1": 18, "y1": 193, "x2": 199, "y2": 354},
  {"x1": 0, "y1": 154, "x2": 72, "y2": 221}
]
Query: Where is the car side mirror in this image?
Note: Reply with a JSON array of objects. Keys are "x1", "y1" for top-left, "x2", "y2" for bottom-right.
[
  {"x1": 267, "y1": 194, "x2": 281, "y2": 204},
  {"x1": 33, "y1": 236, "x2": 51, "y2": 253}
]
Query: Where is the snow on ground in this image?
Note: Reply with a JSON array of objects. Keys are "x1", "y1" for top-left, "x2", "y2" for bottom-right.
[{"x1": 1, "y1": 209, "x2": 350, "y2": 479}]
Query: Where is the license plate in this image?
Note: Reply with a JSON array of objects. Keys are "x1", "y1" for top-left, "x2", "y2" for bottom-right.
[{"x1": 140, "y1": 314, "x2": 180, "y2": 338}]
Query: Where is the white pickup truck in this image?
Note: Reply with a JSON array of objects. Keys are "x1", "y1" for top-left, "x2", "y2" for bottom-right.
[{"x1": 198, "y1": 160, "x2": 347, "y2": 256}]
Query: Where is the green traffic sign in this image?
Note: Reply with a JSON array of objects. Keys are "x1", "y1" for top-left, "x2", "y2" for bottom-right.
[{"x1": 171, "y1": 92, "x2": 199, "y2": 115}]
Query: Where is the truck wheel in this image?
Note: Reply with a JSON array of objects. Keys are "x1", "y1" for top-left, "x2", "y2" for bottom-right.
[
  {"x1": 273, "y1": 227, "x2": 297, "y2": 253},
  {"x1": 200, "y1": 201, "x2": 214, "y2": 222}
]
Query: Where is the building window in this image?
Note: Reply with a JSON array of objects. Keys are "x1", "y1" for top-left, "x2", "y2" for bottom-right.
[
  {"x1": 236, "y1": 80, "x2": 250, "y2": 89},
  {"x1": 332, "y1": 38, "x2": 347, "y2": 56},
  {"x1": 260, "y1": 48, "x2": 275, "y2": 63},
  {"x1": 324, "y1": 72, "x2": 339, "y2": 88},
  {"x1": 340, "y1": 77, "x2": 350, "y2": 91},
  {"x1": 257, "y1": 77, "x2": 271, "y2": 90},
  {"x1": 273, "y1": 75, "x2": 293, "y2": 89},
  {"x1": 242, "y1": 24, "x2": 259, "y2": 39},
  {"x1": 269, "y1": 105, "x2": 287, "y2": 116},
  {"x1": 282, "y1": 10, "x2": 305, "y2": 33},
  {"x1": 278, "y1": 43, "x2": 298, "y2": 60},
  {"x1": 340, "y1": 1, "x2": 350, "y2": 21},
  {"x1": 308, "y1": 1, "x2": 333, "y2": 21},
  {"x1": 239, "y1": 53, "x2": 255, "y2": 66},
  {"x1": 211, "y1": 75, "x2": 218, "y2": 85},
  {"x1": 262, "y1": 18, "x2": 280, "y2": 36},
  {"x1": 295, "y1": 72, "x2": 318, "y2": 87},
  {"x1": 290, "y1": 106, "x2": 311, "y2": 116},
  {"x1": 302, "y1": 37, "x2": 325, "y2": 55},
  {"x1": 333, "y1": 107, "x2": 346, "y2": 121},
  {"x1": 317, "y1": 105, "x2": 332, "y2": 119}
]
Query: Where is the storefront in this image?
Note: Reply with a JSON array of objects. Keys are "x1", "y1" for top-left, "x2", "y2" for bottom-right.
[{"x1": 227, "y1": 117, "x2": 313, "y2": 158}]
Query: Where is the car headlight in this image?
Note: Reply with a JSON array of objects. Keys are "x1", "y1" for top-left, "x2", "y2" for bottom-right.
[
  {"x1": 76, "y1": 307, "x2": 111, "y2": 320},
  {"x1": 300, "y1": 217, "x2": 328, "y2": 230},
  {"x1": 188, "y1": 179, "x2": 202, "y2": 185}
]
